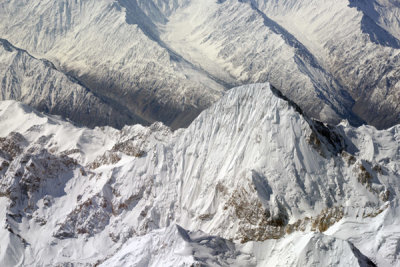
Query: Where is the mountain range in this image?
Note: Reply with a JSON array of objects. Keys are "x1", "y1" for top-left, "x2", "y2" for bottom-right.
[
  {"x1": 1, "y1": 0, "x2": 400, "y2": 129},
  {"x1": 0, "y1": 0, "x2": 400, "y2": 266}
]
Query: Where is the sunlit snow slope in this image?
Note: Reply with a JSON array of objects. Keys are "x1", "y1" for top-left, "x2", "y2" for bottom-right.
[{"x1": 0, "y1": 83, "x2": 398, "y2": 266}]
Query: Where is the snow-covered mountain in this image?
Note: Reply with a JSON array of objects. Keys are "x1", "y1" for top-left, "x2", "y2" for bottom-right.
[
  {"x1": 2, "y1": 0, "x2": 400, "y2": 129},
  {"x1": 0, "y1": 83, "x2": 398, "y2": 266}
]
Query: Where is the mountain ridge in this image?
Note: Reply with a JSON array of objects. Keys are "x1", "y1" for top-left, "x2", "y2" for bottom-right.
[{"x1": 0, "y1": 38, "x2": 147, "y2": 129}]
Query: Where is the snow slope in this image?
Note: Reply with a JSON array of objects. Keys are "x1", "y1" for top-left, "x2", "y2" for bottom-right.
[
  {"x1": 0, "y1": 83, "x2": 398, "y2": 266},
  {"x1": 101, "y1": 226, "x2": 376, "y2": 267}
]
